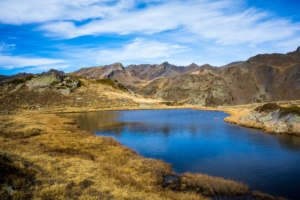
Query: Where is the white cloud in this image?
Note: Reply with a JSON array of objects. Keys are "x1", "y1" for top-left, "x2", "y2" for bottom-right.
[
  {"x1": 34, "y1": 0, "x2": 300, "y2": 46},
  {"x1": 272, "y1": 38, "x2": 300, "y2": 53},
  {"x1": 61, "y1": 38, "x2": 188, "y2": 66},
  {"x1": 0, "y1": 0, "x2": 133, "y2": 24},
  {"x1": 1, "y1": 0, "x2": 300, "y2": 72},
  {"x1": 0, "y1": 54, "x2": 65, "y2": 69},
  {"x1": 0, "y1": 42, "x2": 16, "y2": 52}
]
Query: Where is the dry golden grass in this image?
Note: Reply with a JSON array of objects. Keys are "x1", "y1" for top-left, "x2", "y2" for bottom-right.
[
  {"x1": 0, "y1": 112, "x2": 211, "y2": 200},
  {"x1": 252, "y1": 190, "x2": 287, "y2": 200},
  {"x1": 0, "y1": 78, "x2": 256, "y2": 199},
  {"x1": 179, "y1": 173, "x2": 249, "y2": 197}
]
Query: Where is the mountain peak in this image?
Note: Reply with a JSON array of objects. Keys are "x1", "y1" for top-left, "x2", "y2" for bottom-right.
[
  {"x1": 187, "y1": 63, "x2": 199, "y2": 67},
  {"x1": 286, "y1": 46, "x2": 300, "y2": 58},
  {"x1": 42, "y1": 69, "x2": 65, "y2": 75},
  {"x1": 112, "y1": 62, "x2": 125, "y2": 70}
]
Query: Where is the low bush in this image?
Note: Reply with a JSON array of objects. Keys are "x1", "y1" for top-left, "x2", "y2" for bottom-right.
[
  {"x1": 255, "y1": 103, "x2": 280, "y2": 113},
  {"x1": 91, "y1": 78, "x2": 128, "y2": 92},
  {"x1": 255, "y1": 103, "x2": 300, "y2": 118},
  {"x1": 162, "y1": 101, "x2": 184, "y2": 106},
  {"x1": 279, "y1": 106, "x2": 300, "y2": 117}
]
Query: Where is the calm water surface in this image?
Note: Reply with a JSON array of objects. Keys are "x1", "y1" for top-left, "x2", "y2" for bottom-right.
[{"x1": 63, "y1": 109, "x2": 300, "y2": 199}]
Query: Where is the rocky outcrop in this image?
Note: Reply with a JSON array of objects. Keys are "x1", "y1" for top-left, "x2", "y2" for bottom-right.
[
  {"x1": 70, "y1": 47, "x2": 300, "y2": 106},
  {"x1": 42, "y1": 69, "x2": 65, "y2": 75},
  {"x1": 26, "y1": 73, "x2": 79, "y2": 94},
  {"x1": 141, "y1": 74, "x2": 234, "y2": 106},
  {"x1": 3, "y1": 47, "x2": 300, "y2": 106},
  {"x1": 237, "y1": 103, "x2": 300, "y2": 135}
]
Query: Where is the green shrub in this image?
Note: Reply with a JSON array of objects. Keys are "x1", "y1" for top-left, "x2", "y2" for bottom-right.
[
  {"x1": 91, "y1": 79, "x2": 128, "y2": 92},
  {"x1": 255, "y1": 103, "x2": 280, "y2": 113},
  {"x1": 255, "y1": 103, "x2": 300, "y2": 118},
  {"x1": 117, "y1": 83, "x2": 128, "y2": 92},
  {"x1": 161, "y1": 101, "x2": 184, "y2": 106},
  {"x1": 162, "y1": 102, "x2": 174, "y2": 106},
  {"x1": 279, "y1": 106, "x2": 300, "y2": 117},
  {"x1": 92, "y1": 79, "x2": 116, "y2": 86}
]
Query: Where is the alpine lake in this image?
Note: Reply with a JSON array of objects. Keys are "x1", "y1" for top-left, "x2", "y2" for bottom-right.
[{"x1": 62, "y1": 109, "x2": 300, "y2": 199}]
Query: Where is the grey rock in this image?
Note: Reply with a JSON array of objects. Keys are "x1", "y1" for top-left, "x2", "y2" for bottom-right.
[{"x1": 25, "y1": 72, "x2": 79, "y2": 94}]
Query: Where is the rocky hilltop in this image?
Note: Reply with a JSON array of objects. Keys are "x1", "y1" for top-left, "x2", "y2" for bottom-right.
[
  {"x1": 73, "y1": 61, "x2": 215, "y2": 87},
  {"x1": 71, "y1": 47, "x2": 300, "y2": 106},
  {"x1": 1, "y1": 71, "x2": 80, "y2": 95},
  {"x1": 1, "y1": 47, "x2": 300, "y2": 107}
]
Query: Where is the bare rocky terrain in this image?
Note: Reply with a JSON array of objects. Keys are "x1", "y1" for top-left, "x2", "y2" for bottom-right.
[
  {"x1": 1, "y1": 47, "x2": 300, "y2": 110},
  {"x1": 71, "y1": 47, "x2": 300, "y2": 106}
]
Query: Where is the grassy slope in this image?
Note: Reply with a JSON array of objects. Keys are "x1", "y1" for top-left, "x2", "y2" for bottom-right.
[
  {"x1": 0, "y1": 77, "x2": 250, "y2": 199},
  {"x1": 0, "y1": 112, "x2": 205, "y2": 199},
  {"x1": 0, "y1": 111, "x2": 251, "y2": 199}
]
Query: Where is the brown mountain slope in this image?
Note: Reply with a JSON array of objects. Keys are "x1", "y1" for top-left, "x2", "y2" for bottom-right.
[
  {"x1": 72, "y1": 62, "x2": 125, "y2": 79},
  {"x1": 3, "y1": 47, "x2": 299, "y2": 107},
  {"x1": 71, "y1": 62, "x2": 214, "y2": 88},
  {"x1": 140, "y1": 74, "x2": 233, "y2": 106},
  {"x1": 140, "y1": 47, "x2": 300, "y2": 106}
]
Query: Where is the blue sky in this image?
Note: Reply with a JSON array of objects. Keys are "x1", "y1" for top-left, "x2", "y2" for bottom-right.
[{"x1": 0, "y1": 0, "x2": 300, "y2": 75}]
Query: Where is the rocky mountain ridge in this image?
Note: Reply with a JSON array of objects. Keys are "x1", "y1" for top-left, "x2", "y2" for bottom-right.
[
  {"x1": 139, "y1": 47, "x2": 300, "y2": 106},
  {"x1": 2, "y1": 47, "x2": 300, "y2": 106}
]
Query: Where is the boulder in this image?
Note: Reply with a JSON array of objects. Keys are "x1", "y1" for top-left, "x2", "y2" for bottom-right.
[{"x1": 26, "y1": 73, "x2": 79, "y2": 94}]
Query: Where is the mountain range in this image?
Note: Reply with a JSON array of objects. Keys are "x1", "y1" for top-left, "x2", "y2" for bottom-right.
[
  {"x1": 2, "y1": 46, "x2": 300, "y2": 106},
  {"x1": 72, "y1": 46, "x2": 300, "y2": 106}
]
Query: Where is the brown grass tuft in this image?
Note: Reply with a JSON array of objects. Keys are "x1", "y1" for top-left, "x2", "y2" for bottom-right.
[
  {"x1": 0, "y1": 113, "x2": 209, "y2": 200},
  {"x1": 179, "y1": 173, "x2": 249, "y2": 197},
  {"x1": 255, "y1": 103, "x2": 280, "y2": 113},
  {"x1": 252, "y1": 191, "x2": 287, "y2": 200}
]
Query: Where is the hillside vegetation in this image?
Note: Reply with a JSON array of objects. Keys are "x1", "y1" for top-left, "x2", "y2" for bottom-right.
[{"x1": 0, "y1": 76, "x2": 253, "y2": 199}]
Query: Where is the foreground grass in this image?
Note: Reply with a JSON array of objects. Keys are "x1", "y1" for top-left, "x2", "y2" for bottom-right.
[{"x1": 0, "y1": 111, "x2": 251, "y2": 199}]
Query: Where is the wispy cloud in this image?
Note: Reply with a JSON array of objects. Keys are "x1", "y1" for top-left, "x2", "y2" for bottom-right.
[
  {"x1": 0, "y1": 42, "x2": 16, "y2": 52},
  {"x1": 61, "y1": 38, "x2": 188, "y2": 66},
  {"x1": 0, "y1": 0, "x2": 299, "y2": 74},
  {"x1": 0, "y1": 54, "x2": 65, "y2": 70},
  {"x1": 35, "y1": 0, "x2": 300, "y2": 46},
  {"x1": 0, "y1": 0, "x2": 134, "y2": 24}
]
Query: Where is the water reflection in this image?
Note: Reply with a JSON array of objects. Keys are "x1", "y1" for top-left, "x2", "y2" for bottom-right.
[
  {"x1": 277, "y1": 134, "x2": 300, "y2": 151},
  {"x1": 61, "y1": 111, "x2": 121, "y2": 131},
  {"x1": 62, "y1": 109, "x2": 300, "y2": 199}
]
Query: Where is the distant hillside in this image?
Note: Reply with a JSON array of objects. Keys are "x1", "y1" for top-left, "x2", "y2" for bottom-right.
[
  {"x1": 72, "y1": 61, "x2": 215, "y2": 88},
  {"x1": 71, "y1": 47, "x2": 300, "y2": 106},
  {"x1": 0, "y1": 73, "x2": 33, "y2": 83},
  {"x1": 140, "y1": 47, "x2": 300, "y2": 106},
  {"x1": 3, "y1": 47, "x2": 300, "y2": 107}
]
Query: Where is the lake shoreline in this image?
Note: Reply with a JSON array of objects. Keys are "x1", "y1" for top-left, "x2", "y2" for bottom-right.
[
  {"x1": 1, "y1": 102, "x2": 299, "y2": 199},
  {"x1": 0, "y1": 107, "x2": 253, "y2": 200}
]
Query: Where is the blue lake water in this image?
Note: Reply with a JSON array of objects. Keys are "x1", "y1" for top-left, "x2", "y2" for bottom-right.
[{"x1": 63, "y1": 109, "x2": 300, "y2": 199}]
